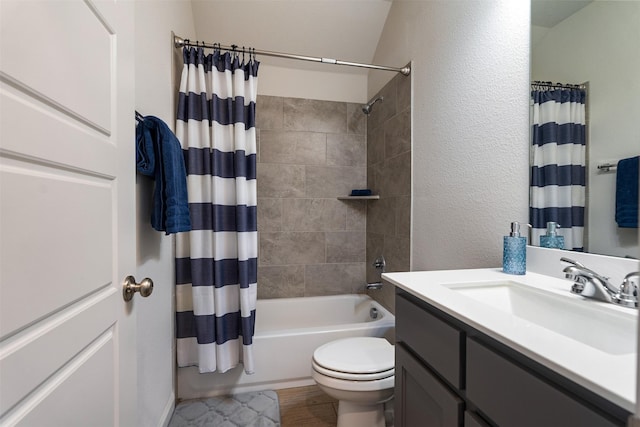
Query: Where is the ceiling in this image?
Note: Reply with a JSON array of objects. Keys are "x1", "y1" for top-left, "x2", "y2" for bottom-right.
[
  {"x1": 189, "y1": 0, "x2": 393, "y2": 75},
  {"x1": 531, "y1": 0, "x2": 593, "y2": 28},
  {"x1": 188, "y1": 1, "x2": 594, "y2": 75}
]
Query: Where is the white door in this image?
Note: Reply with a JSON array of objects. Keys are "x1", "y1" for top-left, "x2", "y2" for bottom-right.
[{"x1": 0, "y1": 1, "x2": 137, "y2": 426}]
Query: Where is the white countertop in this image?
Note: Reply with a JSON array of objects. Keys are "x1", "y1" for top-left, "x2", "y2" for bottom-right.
[{"x1": 382, "y1": 268, "x2": 637, "y2": 413}]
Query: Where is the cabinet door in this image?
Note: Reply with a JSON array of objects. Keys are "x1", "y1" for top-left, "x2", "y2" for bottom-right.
[
  {"x1": 466, "y1": 338, "x2": 620, "y2": 427},
  {"x1": 395, "y1": 344, "x2": 463, "y2": 427},
  {"x1": 465, "y1": 411, "x2": 491, "y2": 427},
  {"x1": 396, "y1": 293, "x2": 463, "y2": 388}
]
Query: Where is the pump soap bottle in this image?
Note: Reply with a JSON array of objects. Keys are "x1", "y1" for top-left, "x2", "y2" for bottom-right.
[
  {"x1": 540, "y1": 221, "x2": 564, "y2": 249},
  {"x1": 503, "y1": 222, "x2": 526, "y2": 275}
]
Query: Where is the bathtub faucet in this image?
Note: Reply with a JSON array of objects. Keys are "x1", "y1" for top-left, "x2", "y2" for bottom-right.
[
  {"x1": 366, "y1": 256, "x2": 387, "y2": 290},
  {"x1": 373, "y1": 255, "x2": 386, "y2": 272}
]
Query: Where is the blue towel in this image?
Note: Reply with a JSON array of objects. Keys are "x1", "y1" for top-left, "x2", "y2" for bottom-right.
[
  {"x1": 350, "y1": 189, "x2": 372, "y2": 196},
  {"x1": 136, "y1": 116, "x2": 191, "y2": 234},
  {"x1": 615, "y1": 155, "x2": 639, "y2": 228}
]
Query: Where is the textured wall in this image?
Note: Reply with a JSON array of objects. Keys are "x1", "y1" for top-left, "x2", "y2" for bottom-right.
[
  {"x1": 370, "y1": 1, "x2": 531, "y2": 271},
  {"x1": 365, "y1": 73, "x2": 412, "y2": 313},
  {"x1": 256, "y1": 95, "x2": 368, "y2": 298},
  {"x1": 134, "y1": 1, "x2": 196, "y2": 426}
]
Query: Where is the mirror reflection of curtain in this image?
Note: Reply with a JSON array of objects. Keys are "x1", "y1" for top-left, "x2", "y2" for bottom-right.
[{"x1": 530, "y1": 85, "x2": 586, "y2": 251}]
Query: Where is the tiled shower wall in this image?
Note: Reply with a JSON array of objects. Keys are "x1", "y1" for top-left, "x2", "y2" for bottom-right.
[
  {"x1": 256, "y1": 96, "x2": 368, "y2": 298},
  {"x1": 365, "y1": 72, "x2": 412, "y2": 313}
]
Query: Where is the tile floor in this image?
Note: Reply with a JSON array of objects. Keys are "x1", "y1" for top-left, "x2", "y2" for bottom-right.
[{"x1": 276, "y1": 385, "x2": 338, "y2": 427}]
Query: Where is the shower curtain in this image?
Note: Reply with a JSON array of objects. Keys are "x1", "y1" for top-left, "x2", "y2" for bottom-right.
[
  {"x1": 530, "y1": 85, "x2": 586, "y2": 251},
  {"x1": 175, "y1": 46, "x2": 259, "y2": 374}
]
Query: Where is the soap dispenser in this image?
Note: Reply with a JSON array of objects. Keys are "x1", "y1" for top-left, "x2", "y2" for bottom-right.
[
  {"x1": 503, "y1": 222, "x2": 526, "y2": 275},
  {"x1": 539, "y1": 221, "x2": 565, "y2": 249}
]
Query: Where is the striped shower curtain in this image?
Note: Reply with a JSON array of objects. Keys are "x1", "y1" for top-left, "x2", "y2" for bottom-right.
[
  {"x1": 175, "y1": 46, "x2": 259, "y2": 374},
  {"x1": 530, "y1": 85, "x2": 586, "y2": 251}
]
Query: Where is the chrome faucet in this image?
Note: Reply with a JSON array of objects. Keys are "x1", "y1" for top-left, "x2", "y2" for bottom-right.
[
  {"x1": 616, "y1": 272, "x2": 640, "y2": 308},
  {"x1": 561, "y1": 257, "x2": 639, "y2": 308},
  {"x1": 366, "y1": 256, "x2": 386, "y2": 290}
]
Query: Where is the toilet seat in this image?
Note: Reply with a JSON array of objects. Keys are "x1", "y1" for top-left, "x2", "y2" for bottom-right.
[
  {"x1": 312, "y1": 337, "x2": 394, "y2": 381},
  {"x1": 312, "y1": 359, "x2": 394, "y2": 381}
]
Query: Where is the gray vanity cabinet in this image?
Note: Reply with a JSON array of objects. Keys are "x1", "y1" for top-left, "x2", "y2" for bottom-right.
[
  {"x1": 395, "y1": 289, "x2": 627, "y2": 427},
  {"x1": 396, "y1": 344, "x2": 463, "y2": 426}
]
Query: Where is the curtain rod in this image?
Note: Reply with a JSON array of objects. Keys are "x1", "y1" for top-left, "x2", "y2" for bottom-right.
[
  {"x1": 531, "y1": 80, "x2": 586, "y2": 90},
  {"x1": 174, "y1": 35, "x2": 411, "y2": 76}
]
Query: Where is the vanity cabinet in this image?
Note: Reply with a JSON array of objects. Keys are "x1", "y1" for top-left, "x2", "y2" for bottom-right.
[
  {"x1": 396, "y1": 345, "x2": 463, "y2": 426},
  {"x1": 395, "y1": 289, "x2": 627, "y2": 427}
]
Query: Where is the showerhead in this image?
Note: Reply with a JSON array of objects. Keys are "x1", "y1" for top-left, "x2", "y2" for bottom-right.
[{"x1": 362, "y1": 96, "x2": 384, "y2": 115}]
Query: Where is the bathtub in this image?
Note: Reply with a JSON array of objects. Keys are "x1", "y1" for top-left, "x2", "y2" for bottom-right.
[{"x1": 177, "y1": 294, "x2": 395, "y2": 400}]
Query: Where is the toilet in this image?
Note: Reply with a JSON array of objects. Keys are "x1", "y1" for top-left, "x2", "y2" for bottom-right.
[{"x1": 311, "y1": 337, "x2": 394, "y2": 427}]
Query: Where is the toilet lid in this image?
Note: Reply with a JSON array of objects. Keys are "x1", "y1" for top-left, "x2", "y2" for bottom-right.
[{"x1": 313, "y1": 337, "x2": 394, "y2": 376}]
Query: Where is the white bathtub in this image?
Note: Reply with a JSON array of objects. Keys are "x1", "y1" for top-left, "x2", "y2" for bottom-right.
[{"x1": 177, "y1": 294, "x2": 395, "y2": 399}]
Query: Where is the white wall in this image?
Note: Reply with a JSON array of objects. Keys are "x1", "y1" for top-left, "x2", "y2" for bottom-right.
[
  {"x1": 258, "y1": 64, "x2": 368, "y2": 103},
  {"x1": 188, "y1": 0, "x2": 376, "y2": 103},
  {"x1": 134, "y1": 2, "x2": 197, "y2": 426},
  {"x1": 531, "y1": 1, "x2": 640, "y2": 258},
  {"x1": 370, "y1": 1, "x2": 531, "y2": 271}
]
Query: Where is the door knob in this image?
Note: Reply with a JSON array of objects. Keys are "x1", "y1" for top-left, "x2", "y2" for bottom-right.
[{"x1": 122, "y1": 275, "x2": 154, "y2": 301}]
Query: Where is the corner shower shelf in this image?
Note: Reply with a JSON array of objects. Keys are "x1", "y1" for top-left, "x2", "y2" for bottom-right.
[{"x1": 337, "y1": 195, "x2": 380, "y2": 200}]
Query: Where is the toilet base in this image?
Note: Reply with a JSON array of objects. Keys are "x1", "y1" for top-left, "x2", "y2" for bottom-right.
[{"x1": 337, "y1": 400, "x2": 385, "y2": 427}]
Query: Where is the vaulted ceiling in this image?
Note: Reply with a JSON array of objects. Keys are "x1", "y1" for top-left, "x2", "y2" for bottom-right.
[
  {"x1": 189, "y1": 0, "x2": 393, "y2": 74},
  {"x1": 188, "y1": 1, "x2": 593, "y2": 75}
]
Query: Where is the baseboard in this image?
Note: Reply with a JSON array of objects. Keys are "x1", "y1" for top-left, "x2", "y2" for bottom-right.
[{"x1": 159, "y1": 392, "x2": 176, "y2": 427}]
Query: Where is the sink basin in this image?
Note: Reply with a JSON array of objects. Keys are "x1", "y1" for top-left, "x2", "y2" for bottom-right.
[{"x1": 444, "y1": 281, "x2": 636, "y2": 355}]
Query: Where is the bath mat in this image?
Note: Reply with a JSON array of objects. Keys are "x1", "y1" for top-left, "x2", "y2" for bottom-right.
[{"x1": 168, "y1": 390, "x2": 281, "y2": 427}]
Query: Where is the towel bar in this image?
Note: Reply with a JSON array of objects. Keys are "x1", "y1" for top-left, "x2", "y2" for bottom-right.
[{"x1": 597, "y1": 163, "x2": 617, "y2": 172}]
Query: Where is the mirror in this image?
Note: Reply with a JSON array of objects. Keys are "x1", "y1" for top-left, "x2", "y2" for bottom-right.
[{"x1": 530, "y1": 0, "x2": 639, "y2": 258}]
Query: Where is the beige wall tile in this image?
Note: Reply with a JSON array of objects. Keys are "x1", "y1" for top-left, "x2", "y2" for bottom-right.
[
  {"x1": 366, "y1": 232, "x2": 385, "y2": 283},
  {"x1": 283, "y1": 98, "x2": 347, "y2": 134},
  {"x1": 347, "y1": 102, "x2": 366, "y2": 135},
  {"x1": 385, "y1": 109, "x2": 411, "y2": 158},
  {"x1": 304, "y1": 263, "x2": 366, "y2": 296},
  {"x1": 257, "y1": 265, "x2": 305, "y2": 299},
  {"x1": 326, "y1": 134, "x2": 366, "y2": 167},
  {"x1": 282, "y1": 199, "x2": 346, "y2": 231},
  {"x1": 367, "y1": 163, "x2": 383, "y2": 195},
  {"x1": 384, "y1": 235, "x2": 411, "y2": 273},
  {"x1": 257, "y1": 198, "x2": 283, "y2": 232},
  {"x1": 382, "y1": 151, "x2": 411, "y2": 197},
  {"x1": 367, "y1": 126, "x2": 385, "y2": 166},
  {"x1": 367, "y1": 197, "x2": 396, "y2": 237},
  {"x1": 326, "y1": 231, "x2": 366, "y2": 263},
  {"x1": 256, "y1": 95, "x2": 283, "y2": 130},
  {"x1": 396, "y1": 195, "x2": 411, "y2": 238},
  {"x1": 257, "y1": 163, "x2": 305, "y2": 198},
  {"x1": 254, "y1": 93, "x2": 396, "y2": 299},
  {"x1": 305, "y1": 165, "x2": 366, "y2": 198},
  {"x1": 256, "y1": 128, "x2": 260, "y2": 163},
  {"x1": 260, "y1": 232, "x2": 325, "y2": 265},
  {"x1": 367, "y1": 82, "x2": 397, "y2": 126},
  {"x1": 397, "y1": 70, "x2": 412, "y2": 114},
  {"x1": 345, "y1": 201, "x2": 366, "y2": 231},
  {"x1": 365, "y1": 76, "x2": 412, "y2": 310},
  {"x1": 260, "y1": 130, "x2": 326, "y2": 165}
]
